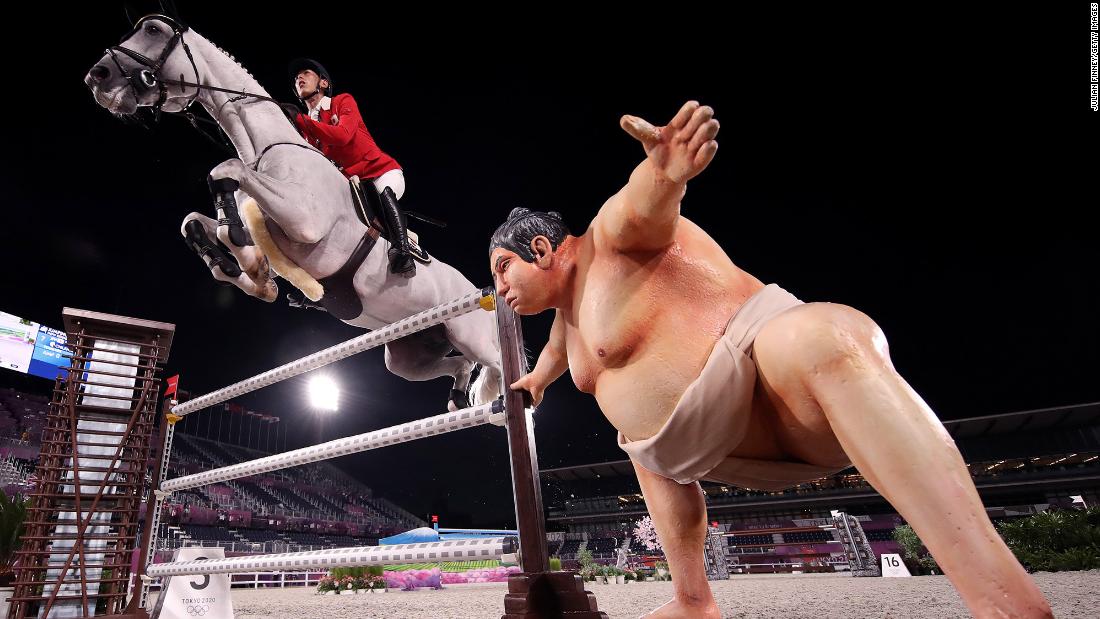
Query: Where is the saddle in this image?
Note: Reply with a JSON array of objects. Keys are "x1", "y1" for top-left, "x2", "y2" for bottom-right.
[
  {"x1": 285, "y1": 177, "x2": 446, "y2": 315},
  {"x1": 348, "y1": 176, "x2": 436, "y2": 264}
]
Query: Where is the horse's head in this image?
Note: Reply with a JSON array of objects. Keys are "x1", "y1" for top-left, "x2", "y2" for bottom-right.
[{"x1": 85, "y1": 14, "x2": 200, "y2": 115}]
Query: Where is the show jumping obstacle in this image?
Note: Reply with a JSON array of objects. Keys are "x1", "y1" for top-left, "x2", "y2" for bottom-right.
[{"x1": 8, "y1": 289, "x2": 606, "y2": 618}]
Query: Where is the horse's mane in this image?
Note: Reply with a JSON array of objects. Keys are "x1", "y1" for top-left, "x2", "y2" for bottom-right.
[{"x1": 109, "y1": 29, "x2": 264, "y2": 124}]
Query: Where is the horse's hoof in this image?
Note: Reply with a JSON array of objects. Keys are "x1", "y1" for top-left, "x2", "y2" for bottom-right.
[
  {"x1": 184, "y1": 220, "x2": 242, "y2": 278},
  {"x1": 448, "y1": 389, "x2": 470, "y2": 411}
]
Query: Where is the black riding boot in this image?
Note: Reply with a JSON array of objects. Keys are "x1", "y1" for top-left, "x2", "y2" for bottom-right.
[{"x1": 379, "y1": 186, "x2": 415, "y2": 277}]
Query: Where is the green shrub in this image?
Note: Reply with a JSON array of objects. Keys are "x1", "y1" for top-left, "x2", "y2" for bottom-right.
[
  {"x1": 997, "y1": 508, "x2": 1100, "y2": 572},
  {"x1": 892, "y1": 524, "x2": 940, "y2": 574}
]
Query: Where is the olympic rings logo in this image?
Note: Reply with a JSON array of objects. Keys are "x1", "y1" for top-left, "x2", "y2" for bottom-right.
[{"x1": 186, "y1": 604, "x2": 209, "y2": 616}]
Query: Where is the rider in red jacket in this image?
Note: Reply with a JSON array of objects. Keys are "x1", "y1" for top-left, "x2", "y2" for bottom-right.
[{"x1": 289, "y1": 58, "x2": 416, "y2": 276}]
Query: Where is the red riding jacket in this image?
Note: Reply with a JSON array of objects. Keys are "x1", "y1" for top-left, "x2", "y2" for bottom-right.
[{"x1": 294, "y1": 93, "x2": 401, "y2": 180}]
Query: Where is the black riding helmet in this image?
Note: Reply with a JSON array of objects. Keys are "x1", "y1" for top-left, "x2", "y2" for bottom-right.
[{"x1": 288, "y1": 58, "x2": 333, "y2": 101}]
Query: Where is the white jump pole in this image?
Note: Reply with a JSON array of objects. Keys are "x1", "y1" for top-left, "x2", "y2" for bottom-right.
[
  {"x1": 160, "y1": 400, "x2": 502, "y2": 492},
  {"x1": 170, "y1": 287, "x2": 495, "y2": 416},
  {"x1": 147, "y1": 537, "x2": 516, "y2": 577}
]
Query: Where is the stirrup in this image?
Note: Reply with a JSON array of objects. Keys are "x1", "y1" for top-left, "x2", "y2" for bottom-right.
[{"x1": 407, "y1": 234, "x2": 431, "y2": 264}]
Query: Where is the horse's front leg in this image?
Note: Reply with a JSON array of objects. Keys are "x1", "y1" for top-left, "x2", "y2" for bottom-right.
[
  {"x1": 206, "y1": 164, "x2": 266, "y2": 271},
  {"x1": 209, "y1": 157, "x2": 337, "y2": 245},
  {"x1": 181, "y1": 212, "x2": 277, "y2": 302},
  {"x1": 206, "y1": 178, "x2": 276, "y2": 297}
]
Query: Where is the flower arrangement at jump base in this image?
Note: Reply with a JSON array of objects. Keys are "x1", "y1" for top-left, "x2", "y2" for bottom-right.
[
  {"x1": 382, "y1": 565, "x2": 521, "y2": 588},
  {"x1": 383, "y1": 560, "x2": 523, "y2": 587},
  {"x1": 317, "y1": 561, "x2": 524, "y2": 592},
  {"x1": 384, "y1": 567, "x2": 442, "y2": 590},
  {"x1": 439, "y1": 565, "x2": 521, "y2": 584},
  {"x1": 599, "y1": 566, "x2": 635, "y2": 584},
  {"x1": 316, "y1": 567, "x2": 386, "y2": 594}
]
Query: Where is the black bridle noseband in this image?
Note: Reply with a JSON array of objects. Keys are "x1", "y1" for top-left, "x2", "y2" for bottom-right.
[{"x1": 104, "y1": 14, "x2": 300, "y2": 156}]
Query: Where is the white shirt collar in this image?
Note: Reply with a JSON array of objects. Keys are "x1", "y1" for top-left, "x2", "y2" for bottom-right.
[{"x1": 307, "y1": 96, "x2": 332, "y2": 120}]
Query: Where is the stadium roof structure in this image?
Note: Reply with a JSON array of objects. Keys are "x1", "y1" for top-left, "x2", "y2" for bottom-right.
[
  {"x1": 541, "y1": 402, "x2": 1100, "y2": 481},
  {"x1": 945, "y1": 401, "x2": 1100, "y2": 440}
]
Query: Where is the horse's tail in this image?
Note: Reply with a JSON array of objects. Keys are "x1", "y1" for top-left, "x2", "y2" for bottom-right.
[{"x1": 469, "y1": 363, "x2": 502, "y2": 407}]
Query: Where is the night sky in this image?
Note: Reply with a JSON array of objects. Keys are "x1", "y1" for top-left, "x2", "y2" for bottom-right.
[{"x1": 0, "y1": 5, "x2": 1095, "y2": 528}]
